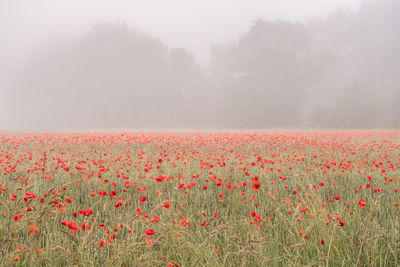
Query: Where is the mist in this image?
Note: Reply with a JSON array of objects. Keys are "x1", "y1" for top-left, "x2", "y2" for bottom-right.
[{"x1": 1, "y1": 0, "x2": 399, "y2": 130}]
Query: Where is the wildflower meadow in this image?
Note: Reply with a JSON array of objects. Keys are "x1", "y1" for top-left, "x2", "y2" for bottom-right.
[{"x1": 0, "y1": 132, "x2": 399, "y2": 266}]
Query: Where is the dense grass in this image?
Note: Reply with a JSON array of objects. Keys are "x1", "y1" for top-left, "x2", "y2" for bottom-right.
[{"x1": 0, "y1": 132, "x2": 399, "y2": 266}]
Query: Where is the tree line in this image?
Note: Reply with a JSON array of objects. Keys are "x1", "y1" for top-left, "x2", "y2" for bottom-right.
[{"x1": 9, "y1": 0, "x2": 400, "y2": 129}]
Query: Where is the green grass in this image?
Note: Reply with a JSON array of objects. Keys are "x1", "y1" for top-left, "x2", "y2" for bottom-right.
[{"x1": 0, "y1": 132, "x2": 399, "y2": 266}]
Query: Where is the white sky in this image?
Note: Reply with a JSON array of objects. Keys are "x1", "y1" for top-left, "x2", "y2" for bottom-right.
[{"x1": 0, "y1": 0, "x2": 361, "y2": 67}]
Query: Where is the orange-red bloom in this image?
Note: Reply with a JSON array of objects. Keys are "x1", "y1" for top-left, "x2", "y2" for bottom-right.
[
  {"x1": 358, "y1": 199, "x2": 366, "y2": 207},
  {"x1": 144, "y1": 229, "x2": 154, "y2": 236},
  {"x1": 252, "y1": 182, "x2": 261, "y2": 191},
  {"x1": 162, "y1": 201, "x2": 171, "y2": 209},
  {"x1": 29, "y1": 225, "x2": 39, "y2": 235}
]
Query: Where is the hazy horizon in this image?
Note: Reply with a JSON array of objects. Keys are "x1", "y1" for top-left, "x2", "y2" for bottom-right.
[{"x1": 2, "y1": 0, "x2": 399, "y2": 130}]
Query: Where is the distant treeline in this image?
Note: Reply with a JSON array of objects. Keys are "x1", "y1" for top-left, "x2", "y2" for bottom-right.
[{"x1": 9, "y1": 0, "x2": 400, "y2": 129}]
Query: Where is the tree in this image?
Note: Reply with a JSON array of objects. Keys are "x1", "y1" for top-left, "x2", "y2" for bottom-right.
[
  {"x1": 307, "y1": 0, "x2": 400, "y2": 128},
  {"x1": 308, "y1": 80, "x2": 384, "y2": 129},
  {"x1": 209, "y1": 19, "x2": 328, "y2": 128},
  {"x1": 9, "y1": 22, "x2": 205, "y2": 129}
]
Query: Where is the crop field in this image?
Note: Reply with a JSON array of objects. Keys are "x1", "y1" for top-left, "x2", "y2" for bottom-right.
[{"x1": 0, "y1": 132, "x2": 399, "y2": 266}]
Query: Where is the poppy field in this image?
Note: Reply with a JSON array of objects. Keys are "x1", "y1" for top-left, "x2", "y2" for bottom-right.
[{"x1": 0, "y1": 131, "x2": 399, "y2": 266}]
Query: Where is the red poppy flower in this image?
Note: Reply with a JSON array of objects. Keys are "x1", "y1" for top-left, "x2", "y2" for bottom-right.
[
  {"x1": 151, "y1": 216, "x2": 160, "y2": 223},
  {"x1": 252, "y1": 182, "x2": 261, "y2": 191},
  {"x1": 145, "y1": 238, "x2": 153, "y2": 247},
  {"x1": 358, "y1": 199, "x2": 366, "y2": 207},
  {"x1": 29, "y1": 225, "x2": 39, "y2": 235},
  {"x1": 14, "y1": 213, "x2": 23, "y2": 221},
  {"x1": 156, "y1": 176, "x2": 164, "y2": 183},
  {"x1": 144, "y1": 229, "x2": 154, "y2": 236},
  {"x1": 162, "y1": 201, "x2": 171, "y2": 209},
  {"x1": 137, "y1": 207, "x2": 143, "y2": 215}
]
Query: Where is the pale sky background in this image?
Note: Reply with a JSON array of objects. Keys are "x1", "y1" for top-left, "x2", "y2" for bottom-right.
[
  {"x1": 1, "y1": 0, "x2": 361, "y2": 65},
  {"x1": 0, "y1": 0, "x2": 363, "y2": 126}
]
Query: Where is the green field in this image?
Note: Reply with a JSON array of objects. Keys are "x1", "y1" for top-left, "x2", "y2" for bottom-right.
[{"x1": 0, "y1": 132, "x2": 399, "y2": 266}]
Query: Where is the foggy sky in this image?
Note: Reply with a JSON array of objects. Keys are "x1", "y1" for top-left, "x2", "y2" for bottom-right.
[
  {"x1": 2, "y1": 0, "x2": 389, "y2": 130},
  {"x1": 0, "y1": 0, "x2": 361, "y2": 66}
]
